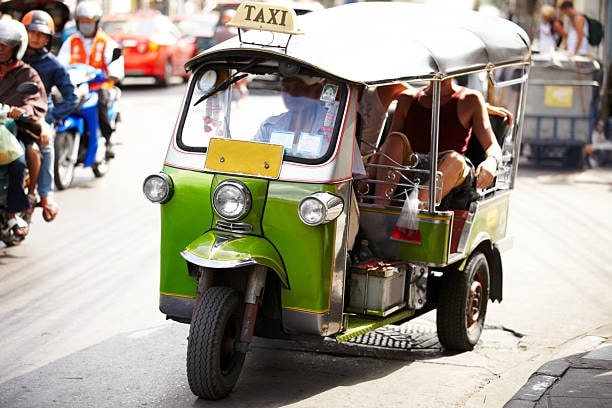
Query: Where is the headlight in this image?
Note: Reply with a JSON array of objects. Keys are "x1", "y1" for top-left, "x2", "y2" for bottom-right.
[
  {"x1": 298, "y1": 192, "x2": 343, "y2": 226},
  {"x1": 143, "y1": 173, "x2": 173, "y2": 204},
  {"x1": 213, "y1": 180, "x2": 251, "y2": 221}
]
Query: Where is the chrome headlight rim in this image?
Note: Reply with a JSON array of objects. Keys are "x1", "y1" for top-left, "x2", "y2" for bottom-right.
[
  {"x1": 143, "y1": 172, "x2": 173, "y2": 204},
  {"x1": 213, "y1": 179, "x2": 252, "y2": 221},
  {"x1": 298, "y1": 192, "x2": 344, "y2": 226}
]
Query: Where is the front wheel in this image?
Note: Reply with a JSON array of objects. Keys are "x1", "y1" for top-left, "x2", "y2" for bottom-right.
[
  {"x1": 54, "y1": 130, "x2": 78, "y2": 190},
  {"x1": 436, "y1": 251, "x2": 490, "y2": 351},
  {"x1": 187, "y1": 286, "x2": 245, "y2": 400},
  {"x1": 92, "y1": 159, "x2": 109, "y2": 178}
]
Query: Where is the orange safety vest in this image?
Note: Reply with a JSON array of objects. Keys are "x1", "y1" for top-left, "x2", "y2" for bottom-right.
[{"x1": 68, "y1": 31, "x2": 115, "y2": 90}]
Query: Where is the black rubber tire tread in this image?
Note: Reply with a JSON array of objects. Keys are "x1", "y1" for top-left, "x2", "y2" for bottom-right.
[
  {"x1": 53, "y1": 130, "x2": 75, "y2": 190},
  {"x1": 436, "y1": 252, "x2": 490, "y2": 351},
  {"x1": 186, "y1": 286, "x2": 245, "y2": 400}
]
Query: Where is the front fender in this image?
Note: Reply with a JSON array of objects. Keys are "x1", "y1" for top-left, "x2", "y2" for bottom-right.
[{"x1": 181, "y1": 230, "x2": 289, "y2": 288}]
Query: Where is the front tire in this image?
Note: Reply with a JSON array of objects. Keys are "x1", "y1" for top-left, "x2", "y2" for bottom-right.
[
  {"x1": 54, "y1": 130, "x2": 77, "y2": 190},
  {"x1": 187, "y1": 286, "x2": 245, "y2": 400},
  {"x1": 437, "y1": 251, "x2": 490, "y2": 351}
]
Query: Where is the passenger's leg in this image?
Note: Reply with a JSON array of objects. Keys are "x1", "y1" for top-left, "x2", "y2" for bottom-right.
[
  {"x1": 424, "y1": 151, "x2": 469, "y2": 202},
  {"x1": 7, "y1": 155, "x2": 29, "y2": 213},
  {"x1": 97, "y1": 88, "x2": 114, "y2": 159},
  {"x1": 38, "y1": 130, "x2": 59, "y2": 222},
  {"x1": 373, "y1": 132, "x2": 413, "y2": 205},
  {"x1": 25, "y1": 145, "x2": 41, "y2": 198}
]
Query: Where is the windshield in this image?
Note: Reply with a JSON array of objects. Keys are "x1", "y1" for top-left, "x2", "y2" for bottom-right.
[{"x1": 178, "y1": 67, "x2": 345, "y2": 162}]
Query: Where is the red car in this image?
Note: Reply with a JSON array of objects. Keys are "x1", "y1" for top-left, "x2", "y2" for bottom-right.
[{"x1": 101, "y1": 10, "x2": 196, "y2": 86}]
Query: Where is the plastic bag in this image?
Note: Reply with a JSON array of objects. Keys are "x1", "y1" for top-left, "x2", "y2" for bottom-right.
[
  {"x1": 390, "y1": 187, "x2": 421, "y2": 244},
  {"x1": 0, "y1": 125, "x2": 24, "y2": 165}
]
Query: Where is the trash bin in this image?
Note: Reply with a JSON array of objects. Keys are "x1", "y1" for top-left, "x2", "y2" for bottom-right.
[{"x1": 521, "y1": 53, "x2": 601, "y2": 168}]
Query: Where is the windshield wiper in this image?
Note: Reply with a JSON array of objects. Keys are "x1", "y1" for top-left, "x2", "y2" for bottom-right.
[{"x1": 193, "y1": 73, "x2": 249, "y2": 106}]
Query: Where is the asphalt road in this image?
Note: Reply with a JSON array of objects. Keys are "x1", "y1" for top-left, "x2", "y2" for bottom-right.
[{"x1": 1, "y1": 81, "x2": 611, "y2": 407}]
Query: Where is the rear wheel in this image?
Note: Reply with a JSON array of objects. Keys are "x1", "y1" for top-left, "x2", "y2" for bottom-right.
[
  {"x1": 436, "y1": 251, "x2": 490, "y2": 351},
  {"x1": 54, "y1": 130, "x2": 77, "y2": 190},
  {"x1": 187, "y1": 286, "x2": 245, "y2": 400}
]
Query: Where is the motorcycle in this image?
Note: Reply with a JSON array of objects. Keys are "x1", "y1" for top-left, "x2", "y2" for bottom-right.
[
  {"x1": 54, "y1": 62, "x2": 121, "y2": 190},
  {"x1": 0, "y1": 82, "x2": 41, "y2": 247}
]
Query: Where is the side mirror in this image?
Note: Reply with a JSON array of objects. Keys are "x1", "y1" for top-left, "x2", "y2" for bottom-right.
[
  {"x1": 16, "y1": 82, "x2": 39, "y2": 96},
  {"x1": 111, "y1": 47, "x2": 122, "y2": 62}
]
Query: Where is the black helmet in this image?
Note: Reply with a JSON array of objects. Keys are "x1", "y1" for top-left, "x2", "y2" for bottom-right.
[
  {"x1": 0, "y1": 19, "x2": 28, "y2": 61},
  {"x1": 22, "y1": 10, "x2": 56, "y2": 36}
]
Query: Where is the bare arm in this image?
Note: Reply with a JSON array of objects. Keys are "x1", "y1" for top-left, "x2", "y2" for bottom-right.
[{"x1": 573, "y1": 15, "x2": 586, "y2": 54}]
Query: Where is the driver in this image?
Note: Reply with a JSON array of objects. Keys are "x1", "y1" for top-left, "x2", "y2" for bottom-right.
[{"x1": 254, "y1": 75, "x2": 327, "y2": 144}]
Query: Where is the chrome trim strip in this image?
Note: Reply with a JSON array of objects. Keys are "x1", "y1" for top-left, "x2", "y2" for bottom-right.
[{"x1": 180, "y1": 250, "x2": 256, "y2": 268}]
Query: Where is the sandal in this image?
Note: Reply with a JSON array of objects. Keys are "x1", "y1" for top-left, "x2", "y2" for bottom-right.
[
  {"x1": 41, "y1": 199, "x2": 59, "y2": 222},
  {"x1": 7, "y1": 215, "x2": 29, "y2": 239}
]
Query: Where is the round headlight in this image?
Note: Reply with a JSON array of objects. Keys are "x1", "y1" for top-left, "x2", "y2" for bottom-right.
[
  {"x1": 298, "y1": 197, "x2": 325, "y2": 225},
  {"x1": 213, "y1": 180, "x2": 251, "y2": 221},
  {"x1": 143, "y1": 173, "x2": 173, "y2": 204}
]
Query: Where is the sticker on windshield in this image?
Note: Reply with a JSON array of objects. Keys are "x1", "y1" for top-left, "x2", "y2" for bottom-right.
[{"x1": 320, "y1": 84, "x2": 338, "y2": 103}]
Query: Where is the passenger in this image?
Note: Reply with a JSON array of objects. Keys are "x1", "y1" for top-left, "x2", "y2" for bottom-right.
[
  {"x1": 254, "y1": 75, "x2": 327, "y2": 143},
  {"x1": 358, "y1": 83, "x2": 409, "y2": 157},
  {"x1": 57, "y1": 0, "x2": 124, "y2": 159},
  {"x1": 558, "y1": 1, "x2": 589, "y2": 56},
  {"x1": 0, "y1": 19, "x2": 47, "y2": 237},
  {"x1": 22, "y1": 10, "x2": 79, "y2": 222},
  {"x1": 373, "y1": 78, "x2": 504, "y2": 209}
]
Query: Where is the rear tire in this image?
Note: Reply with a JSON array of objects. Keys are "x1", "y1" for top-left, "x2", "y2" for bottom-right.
[
  {"x1": 54, "y1": 130, "x2": 77, "y2": 190},
  {"x1": 187, "y1": 287, "x2": 245, "y2": 400},
  {"x1": 436, "y1": 252, "x2": 490, "y2": 351}
]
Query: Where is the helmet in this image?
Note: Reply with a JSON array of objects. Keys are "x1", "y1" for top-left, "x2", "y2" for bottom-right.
[
  {"x1": 22, "y1": 10, "x2": 56, "y2": 36},
  {"x1": 76, "y1": 1, "x2": 103, "y2": 21},
  {"x1": 0, "y1": 19, "x2": 28, "y2": 61}
]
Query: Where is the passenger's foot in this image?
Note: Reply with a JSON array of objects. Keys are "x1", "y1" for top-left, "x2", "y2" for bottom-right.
[
  {"x1": 41, "y1": 197, "x2": 59, "y2": 222},
  {"x1": 7, "y1": 215, "x2": 29, "y2": 238}
]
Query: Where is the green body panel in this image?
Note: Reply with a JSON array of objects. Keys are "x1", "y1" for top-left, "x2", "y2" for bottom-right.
[
  {"x1": 159, "y1": 166, "x2": 214, "y2": 298},
  {"x1": 397, "y1": 213, "x2": 452, "y2": 264},
  {"x1": 465, "y1": 193, "x2": 510, "y2": 252},
  {"x1": 264, "y1": 182, "x2": 338, "y2": 313},
  {"x1": 159, "y1": 165, "x2": 339, "y2": 313}
]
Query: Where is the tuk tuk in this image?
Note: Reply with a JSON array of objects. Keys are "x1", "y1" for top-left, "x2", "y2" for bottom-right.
[{"x1": 143, "y1": 2, "x2": 531, "y2": 400}]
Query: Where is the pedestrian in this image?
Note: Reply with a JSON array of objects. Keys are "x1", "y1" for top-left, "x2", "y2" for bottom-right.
[
  {"x1": 22, "y1": 9, "x2": 79, "y2": 222},
  {"x1": 57, "y1": 0, "x2": 124, "y2": 159},
  {"x1": 536, "y1": 4, "x2": 565, "y2": 53},
  {"x1": 558, "y1": 1, "x2": 589, "y2": 55}
]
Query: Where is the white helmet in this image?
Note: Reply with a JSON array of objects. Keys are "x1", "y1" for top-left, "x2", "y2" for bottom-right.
[
  {"x1": 0, "y1": 19, "x2": 28, "y2": 62},
  {"x1": 76, "y1": 1, "x2": 103, "y2": 21}
]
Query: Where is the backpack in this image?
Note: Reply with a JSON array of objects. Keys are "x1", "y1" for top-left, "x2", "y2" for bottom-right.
[{"x1": 584, "y1": 14, "x2": 604, "y2": 46}]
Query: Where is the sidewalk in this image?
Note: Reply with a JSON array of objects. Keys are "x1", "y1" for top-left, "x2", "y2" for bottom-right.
[{"x1": 504, "y1": 332, "x2": 612, "y2": 407}]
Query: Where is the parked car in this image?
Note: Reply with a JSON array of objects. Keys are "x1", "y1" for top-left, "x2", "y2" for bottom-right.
[
  {"x1": 172, "y1": 12, "x2": 219, "y2": 56},
  {"x1": 100, "y1": 10, "x2": 196, "y2": 86}
]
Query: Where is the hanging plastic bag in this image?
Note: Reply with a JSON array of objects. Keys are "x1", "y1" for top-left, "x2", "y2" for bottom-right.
[
  {"x1": 390, "y1": 186, "x2": 421, "y2": 244},
  {"x1": 0, "y1": 126, "x2": 24, "y2": 165}
]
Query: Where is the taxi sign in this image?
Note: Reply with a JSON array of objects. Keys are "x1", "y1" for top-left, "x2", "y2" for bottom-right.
[{"x1": 227, "y1": 1, "x2": 302, "y2": 35}]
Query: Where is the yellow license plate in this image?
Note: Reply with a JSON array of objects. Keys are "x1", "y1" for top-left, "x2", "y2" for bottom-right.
[{"x1": 205, "y1": 138, "x2": 283, "y2": 179}]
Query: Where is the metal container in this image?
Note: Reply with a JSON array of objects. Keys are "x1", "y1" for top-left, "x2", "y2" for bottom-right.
[{"x1": 348, "y1": 263, "x2": 406, "y2": 316}]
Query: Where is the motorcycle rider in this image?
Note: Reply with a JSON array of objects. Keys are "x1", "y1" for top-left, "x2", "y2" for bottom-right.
[
  {"x1": 22, "y1": 10, "x2": 78, "y2": 222},
  {"x1": 0, "y1": 19, "x2": 47, "y2": 238},
  {"x1": 57, "y1": 0, "x2": 124, "y2": 159}
]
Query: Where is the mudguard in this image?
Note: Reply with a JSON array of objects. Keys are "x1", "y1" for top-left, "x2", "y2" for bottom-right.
[{"x1": 181, "y1": 230, "x2": 289, "y2": 288}]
